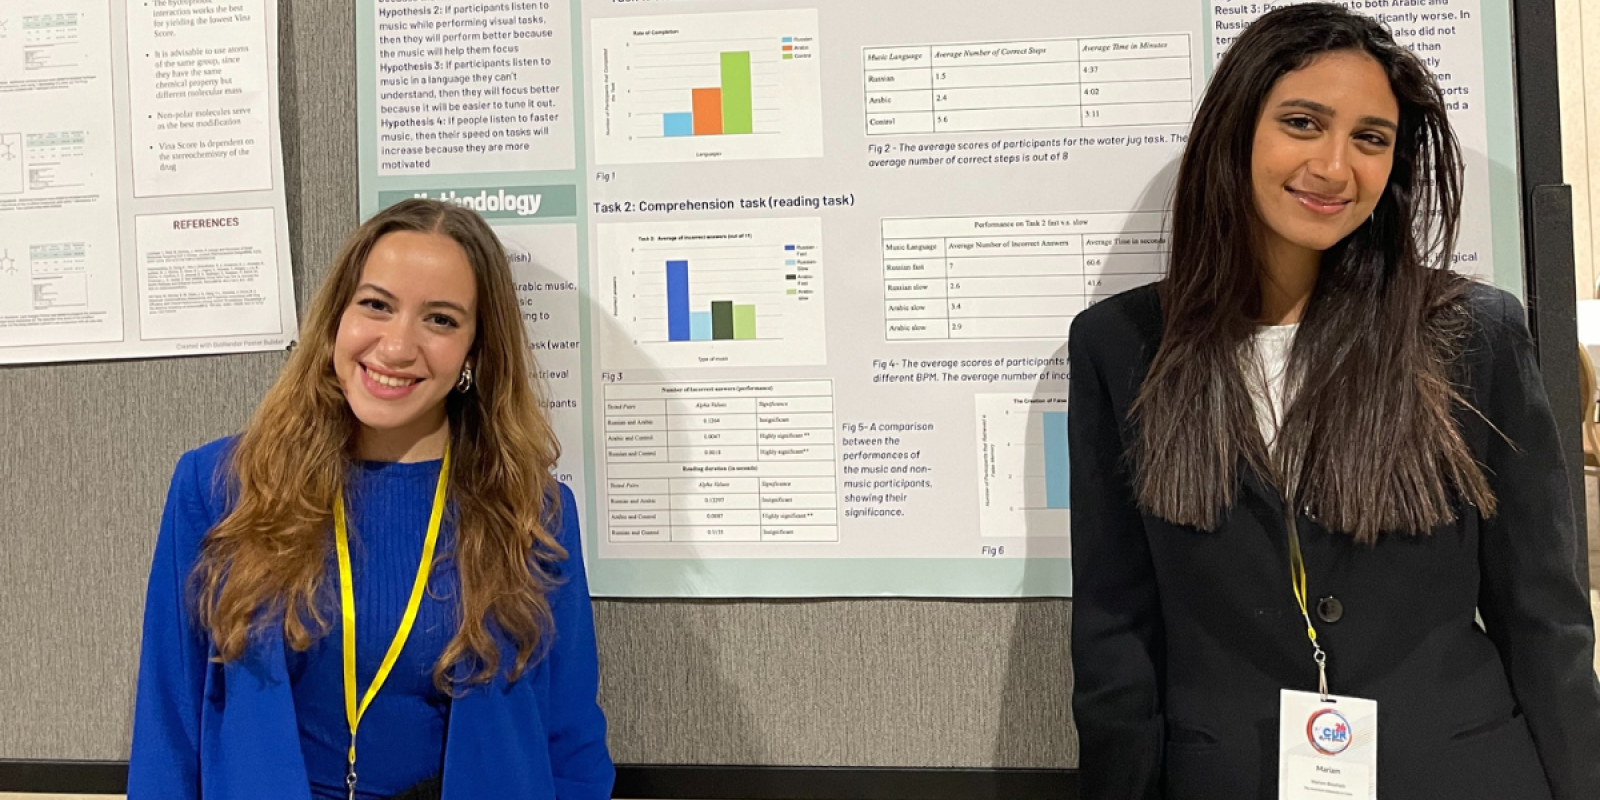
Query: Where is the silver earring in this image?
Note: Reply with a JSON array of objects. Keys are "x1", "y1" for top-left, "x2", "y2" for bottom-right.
[{"x1": 455, "y1": 363, "x2": 474, "y2": 393}]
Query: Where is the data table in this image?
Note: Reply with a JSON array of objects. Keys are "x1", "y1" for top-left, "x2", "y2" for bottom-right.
[
  {"x1": 863, "y1": 34, "x2": 1194, "y2": 135},
  {"x1": 604, "y1": 380, "x2": 840, "y2": 543},
  {"x1": 881, "y1": 211, "x2": 1169, "y2": 340}
]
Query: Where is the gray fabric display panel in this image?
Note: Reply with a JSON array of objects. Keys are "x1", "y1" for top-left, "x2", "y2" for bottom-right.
[{"x1": 0, "y1": 0, "x2": 1076, "y2": 768}]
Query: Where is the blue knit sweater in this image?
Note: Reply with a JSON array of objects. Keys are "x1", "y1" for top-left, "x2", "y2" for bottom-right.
[
  {"x1": 128, "y1": 436, "x2": 614, "y2": 800},
  {"x1": 291, "y1": 456, "x2": 456, "y2": 798}
]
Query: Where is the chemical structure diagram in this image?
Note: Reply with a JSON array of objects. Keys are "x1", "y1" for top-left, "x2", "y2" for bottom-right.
[
  {"x1": 0, "y1": 137, "x2": 18, "y2": 162},
  {"x1": 0, "y1": 248, "x2": 16, "y2": 276}
]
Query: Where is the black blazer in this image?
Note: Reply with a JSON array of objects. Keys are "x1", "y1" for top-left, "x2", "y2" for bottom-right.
[{"x1": 1067, "y1": 282, "x2": 1600, "y2": 800}]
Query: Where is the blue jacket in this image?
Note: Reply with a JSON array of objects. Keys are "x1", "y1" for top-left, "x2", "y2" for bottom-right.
[{"x1": 128, "y1": 438, "x2": 615, "y2": 800}]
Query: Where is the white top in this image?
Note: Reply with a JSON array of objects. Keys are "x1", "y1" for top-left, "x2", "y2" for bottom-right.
[{"x1": 1243, "y1": 322, "x2": 1299, "y2": 451}]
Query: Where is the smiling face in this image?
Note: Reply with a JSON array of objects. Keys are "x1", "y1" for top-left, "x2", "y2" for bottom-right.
[
  {"x1": 1251, "y1": 50, "x2": 1400, "y2": 264},
  {"x1": 332, "y1": 230, "x2": 478, "y2": 457}
]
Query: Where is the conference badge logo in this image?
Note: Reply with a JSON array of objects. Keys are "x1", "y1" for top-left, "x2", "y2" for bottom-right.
[{"x1": 1306, "y1": 708, "x2": 1353, "y2": 755}]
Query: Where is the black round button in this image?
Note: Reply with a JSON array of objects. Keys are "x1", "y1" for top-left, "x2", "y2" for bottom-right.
[{"x1": 1316, "y1": 596, "x2": 1344, "y2": 624}]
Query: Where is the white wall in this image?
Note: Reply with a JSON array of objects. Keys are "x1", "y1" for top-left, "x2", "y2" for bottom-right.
[{"x1": 1558, "y1": 0, "x2": 1599, "y2": 298}]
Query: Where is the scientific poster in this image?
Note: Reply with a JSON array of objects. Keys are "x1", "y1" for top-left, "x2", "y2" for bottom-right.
[
  {"x1": 0, "y1": 0, "x2": 296, "y2": 365},
  {"x1": 357, "y1": 0, "x2": 1523, "y2": 597}
]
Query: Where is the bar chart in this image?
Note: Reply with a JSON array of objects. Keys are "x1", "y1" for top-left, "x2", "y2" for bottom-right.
[
  {"x1": 666, "y1": 51, "x2": 755, "y2": 138},
  {"x1": 666, "y1": 259, "x2": 773, "y2": 343},
  {"x1": 976, "y1": 393, "x2": 1071, "y2": 540},
  {"x1": 597, "y1": 216, "x2": 827, "y2": 370},
  {"x1": 589, "y1": 9, "x2": 824, "y2": 164}
]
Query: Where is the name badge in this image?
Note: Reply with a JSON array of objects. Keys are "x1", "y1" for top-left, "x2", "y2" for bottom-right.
[{"x1": 1278, "y1": 689, "x2": 1378, "y2": 799}]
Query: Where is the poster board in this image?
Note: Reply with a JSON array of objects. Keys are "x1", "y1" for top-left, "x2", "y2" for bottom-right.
[{"x1": 356, "y1": 0, "x2": 1525, "y2": 597}]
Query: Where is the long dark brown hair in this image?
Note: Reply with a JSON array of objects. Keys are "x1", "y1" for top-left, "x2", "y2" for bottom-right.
[
  {"x1": 1132, "y1": 3, "x2": 1495, "y2": 542},
  {"x1": 191, "y1": 199, "x2": 566, "y2": 691}
]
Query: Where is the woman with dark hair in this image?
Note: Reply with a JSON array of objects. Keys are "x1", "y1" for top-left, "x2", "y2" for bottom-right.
[
  {"x1": 1068, "y1": 4, "x2": 1600, "y2": 799},
  {"x1": 128, "y1": 199, "x2": 612, "y2": 799}
]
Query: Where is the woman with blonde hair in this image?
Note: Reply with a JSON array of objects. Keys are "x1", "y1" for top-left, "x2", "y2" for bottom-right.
[{"x1": 128, "y1": 198, "x2": 612, "y2": 800}]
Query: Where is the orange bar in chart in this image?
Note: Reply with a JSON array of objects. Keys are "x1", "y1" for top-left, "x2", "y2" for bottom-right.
[{"x1": 692, "y1": 88, "x2": 723, "y2": 135}]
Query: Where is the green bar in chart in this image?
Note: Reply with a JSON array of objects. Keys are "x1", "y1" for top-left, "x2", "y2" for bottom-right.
[
  {"x1": 733, "y1": 304, "x2": 757, "y2": 340},
  {"x1": 711, "y1": 300, "x2": 735, "y2": 340},
  {"x1": 720, "y1": 52, "x2": 754, "y2": 135}
]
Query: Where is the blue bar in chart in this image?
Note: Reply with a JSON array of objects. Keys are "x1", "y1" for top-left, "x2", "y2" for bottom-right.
[
  {"x1": 667, "y1": 260, "x2": 691, "y2": 341},
  {"x1": 1043, "y1": 411, "x2": 1069, "y2": 509},
  {"x1": 663, "y1": 113, "x2": 694, "y2": 137},
  {"x1": 690, "y1": 312, "x2": 713, "y2": 341}
]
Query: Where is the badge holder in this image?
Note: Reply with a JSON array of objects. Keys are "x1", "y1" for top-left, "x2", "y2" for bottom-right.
[
  {"x1": 1278, "y1": 517, "x2": 1377, "y2": 799},
  {"x1": 1278, "y1": 689, "x2": 1378, "y2": 799}
]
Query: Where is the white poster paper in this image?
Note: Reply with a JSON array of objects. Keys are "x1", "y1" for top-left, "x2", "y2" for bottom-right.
[
  {"x1": 356, "y1": 0, "x2": 1526, "y2": 597},
  {"x1": 0, "y1": 0, "x2": 295, "y2": 364}
]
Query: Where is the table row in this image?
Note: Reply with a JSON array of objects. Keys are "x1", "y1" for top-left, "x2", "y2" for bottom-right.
[
  {"x1": 609, "y1": 444, "x2": 837, "y2": 463},
  {"x1": 885, "y1": 272, "x2": 1158, "y2": 300},
  {"x1": 868, "y1": 75, "x2": 1190, "y2": 106},
  {"x1": 862, "y1": 34, "x2": 1192, "y2": 68},
  {"x1": 867, "y1": 58, "x2": 1190, "y2": 92},
  {"x1": 607, "y1": 412, "x2": 835, "y2": 431},
  {"x1": 885, "y1": 254, "x2": 1166, "y2": 278},
  {"x1": 882, "y1": 211, "x2": 1169, "y2": 239},
  {"x1": 888, "y1": 312, "x2": 1098, "y2": 340},
  {"x1": 607, "y1": 428, "x2": 834, "y2": 446},
  {"x1": 866, "y1": 102, "x2": 1191, "y2": 134},
  {"x1": 610, "y1": 524, "x2": 840, "y2": 543},
  {"x1": 611, "y1": 508, "x2": 839, "y2": 526},
  {"x1": 884, "y1": 291, "x2": 1150, "y2": 321},
  {"x1": 605, "y1": 396, "x2": 833, "y2": 415},
  {"x1": 883, "y1": 231, "x2": 1170, "y2": 258}
]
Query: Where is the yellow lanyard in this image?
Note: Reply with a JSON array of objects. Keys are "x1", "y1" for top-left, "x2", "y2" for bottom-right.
[
  {"x1": 1286, "y1": 518, "x2": 1330, "y2": 698},
  {"x1": 334, "y1": 442, "x2": 450, "y2": 800}
]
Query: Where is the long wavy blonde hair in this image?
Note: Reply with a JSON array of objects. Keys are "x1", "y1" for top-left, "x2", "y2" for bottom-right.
[{"x1": 191, "y1": 199, "x2": 566, "y2": 691}]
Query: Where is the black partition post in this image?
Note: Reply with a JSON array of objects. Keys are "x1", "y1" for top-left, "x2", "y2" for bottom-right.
[{"x1": 1513, "y1": 0, "x2": 1590, "y2": 584}]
